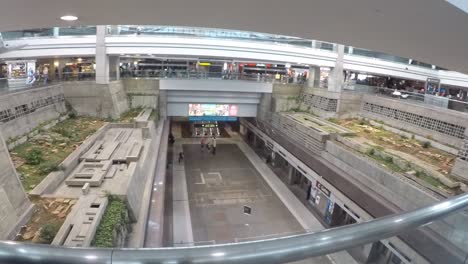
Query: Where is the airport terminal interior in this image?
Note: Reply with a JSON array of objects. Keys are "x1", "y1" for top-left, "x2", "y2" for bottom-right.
[{"x1": 1, "y1": 1, "x2": 468, "y2": 264}]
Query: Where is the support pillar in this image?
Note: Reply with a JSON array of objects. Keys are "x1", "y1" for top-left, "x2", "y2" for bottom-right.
[
  {"x1": 95, "y1": 25, "x2": 109, "y2": 84},
  {"x1": 311, "y1": 40, "x2": 317, "y2": 49},
  {"x1": 307, "y1": 66, "x2": 320, "y2": 88},
  {"x1": 287, "y1": 166, "x2": 295, "y2": 185},
  {"x1": 109, "y1": 56, "x2": 120, "y2": 81},
  {"x1": 328, "y1": 44, "x2": 345, "y2": 92},
  {"x1": 53, "y1": 27, "x2": 60, "y2": 37},
  {"x1": 253, "y1": 134, "x2": 258, "y2": 148}
]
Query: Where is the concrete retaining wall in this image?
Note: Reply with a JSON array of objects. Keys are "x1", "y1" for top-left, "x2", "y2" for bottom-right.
[
  {"x1": 125, "y1": 120, "x2": 161, "y2": 223},
  {"x1": 0, "y1": 131, "x2": 34, "y2": 239},
  {"x1": 128, "y1": 95, "x2": 158, "y2": 109},
  {"x1": 63, "y1": 81, "x2": 129, "y2": 119},
  {"x1": 0, "y1": 85, "x2": 67, "y2": 142},
  {"x1": 122, "y1": 78, "x2": 160, "y2": 94},
  {"x1": 360, "y1": 95, "x2": 467, "y2": 148},
  {"x1": 324, "y1": 140, "x2": 468, "y2": 249},
  {"x1": 272, "y1": 83, "x2": 303, "y2": 95},
  {"x1": 324, "y1": 140, "x2": 439, "y2": 210}
]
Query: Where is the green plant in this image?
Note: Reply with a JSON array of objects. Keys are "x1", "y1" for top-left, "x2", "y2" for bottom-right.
[
  {"x1": 411, "y1": 134, "x2": 415, "y2": 140},
  {"x1": 25, "y1": 149, "x2": 44, "y2": 165},
  {"x1": 52, "y1": 126, "x2": 73, "y2": 138},
  {"x1": 384, "y1": 156, "x2": 394, "y2": 164},
  {"x1": 39, "y1": 223, "x2": 60, "y2": 244},
  {"x1": 400, "y1": 134, "x2": 408, "y2": 140},
  {"x1": 422, "y1": 141, "x2": 431, "y2": 149},
  {"x1": 93, "y1": 196, "x2": 129, "y2": 248},
  {"x1": 327, "y1": 118, "x2": 339, "y2": 124},
  {"x1": 367, "y1": 148, "x2": 375, "y2": 156},
  {"x1": 358, "y1": 118, "x2": 369, "y2": 126},
  {"x1": 38, "y1": 161, "x2": 61, "y2": 175}
]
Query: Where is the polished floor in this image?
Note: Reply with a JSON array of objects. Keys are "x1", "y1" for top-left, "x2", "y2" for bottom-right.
[{"x1": 183, "y1": 143, "x2": 304, "y2": 244}]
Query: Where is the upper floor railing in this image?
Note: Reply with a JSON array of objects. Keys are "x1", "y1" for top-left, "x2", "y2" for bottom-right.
[
  {"x1": 0, "y1": 25, "x2": 439, "y2": 70},
  {"x1": 0, "y1": 192, "x2": 467, "y2": 264}
]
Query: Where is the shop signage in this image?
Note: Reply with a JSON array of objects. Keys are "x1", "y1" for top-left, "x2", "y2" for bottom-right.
[
  {"x1": 188, "y1": 116, "x2": 237, "y2": 122},
  {"x1": 316, "y1": 182, "x2": 331, "y2": 197}
]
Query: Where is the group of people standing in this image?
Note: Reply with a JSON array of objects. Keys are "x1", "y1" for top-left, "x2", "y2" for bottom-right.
[
  {"x1": 200, "y1": 135, "x2": 217, "y2": 155},
  {"x1": 176, "y1": 134, "x2": 218, "y2": 164},
  {"x1": 26, "y1": 66, "x2": 49, "y2": 85}
]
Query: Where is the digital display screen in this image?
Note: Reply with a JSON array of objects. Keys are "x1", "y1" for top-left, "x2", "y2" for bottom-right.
[{"x1": 188, "y1": 104, "x2": 239, "y2": 116}]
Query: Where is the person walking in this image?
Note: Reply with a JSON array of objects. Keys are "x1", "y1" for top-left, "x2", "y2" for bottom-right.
[
  {"x1": 200, "y1": 136, "x2": 206, "y2": 152},
  {"x1": 178, "y1": 152, "x2": 184, "y2": 164},
  {"x1": 42, "y1": 66, "x2": 49, "y2": 85},
  {"x1": 211, "y1": 136, "x2": 217, "y2": 155}
]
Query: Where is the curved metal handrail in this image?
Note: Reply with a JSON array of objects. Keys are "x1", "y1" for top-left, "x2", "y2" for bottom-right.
[{"x1": 1, "y1": 193, "x2": 468, "y2": 264}]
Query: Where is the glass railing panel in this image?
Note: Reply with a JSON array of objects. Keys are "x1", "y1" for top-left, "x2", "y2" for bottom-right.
[
  {"x1": 317, "y1": 41, "x2": 335, "y2": 51},
  {"x1": 427, "y1": 211, "x2": 468, "y2": 255},
  {"x1": 410, "y1": 59, "x2": 433, "y2": 69},
  {"x1": 1, "y1": 28, "x2": 54, "y2": 40},
  {"x1": 112, "y1": 25, "x2": 313, "y2": 48},
  {"x1": 352, "y1": 48, "x2": 410, "y2": 65},
  {"x1": 58, "y1": 26, "x2": 96, "y2": 36}
]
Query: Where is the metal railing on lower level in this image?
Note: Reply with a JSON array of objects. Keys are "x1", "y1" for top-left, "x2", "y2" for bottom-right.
[
  {"x1": 0, "y1": 71, "x2": 306, "y2": 93},
  {"x1": 1, "y1": 192, "x2": 467, "y2": 264},
  {"x1": 341, "y1": 84, "x2": 468, "y2": 113}
]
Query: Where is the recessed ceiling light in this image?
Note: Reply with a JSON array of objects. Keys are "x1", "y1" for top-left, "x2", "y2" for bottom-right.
[{"x1": 60, "y1": 15, "x2": 78, "y2": 21}]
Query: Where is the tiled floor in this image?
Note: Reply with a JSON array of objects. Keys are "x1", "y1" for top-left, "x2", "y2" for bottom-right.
[
  {"x1": 168, "y1": 133, "x2": 357, "y2": 263},
  {"x1": 183, "y1": 143, "x2": 304, "y2": 244}
]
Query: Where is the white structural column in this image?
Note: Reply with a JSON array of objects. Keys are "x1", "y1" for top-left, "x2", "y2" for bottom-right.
[
  {"x1": 307, "y1": 66, "x2": 320, "y2": 88},
  {"x1": 95, "y1": 25, "x2": 109, "y2": 84},
  {"x1": 109, "y1": 55, "x2": 120, "y2": 81},
  {"x1": 52, "y1": 27, "x2": 59, "y2": 37},
  {"x1": 328, "y1": 44, "x2": 345, "y2": 92}
]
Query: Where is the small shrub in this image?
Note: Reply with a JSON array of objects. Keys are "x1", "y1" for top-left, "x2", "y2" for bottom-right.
[
  {"x1": 93, "y1": 196, "x2": 129, "y2": 248},
  {"x1": 422, "y1": 141, "x2": 431, "y2": 149},
  {"x1": 327, "y1": 118, "x2": 339, "y2": 124},
  {"x1": 40, "y1": 223, "x2": 60, "y2": 244},
  {"x1": 358, "y1": 118, "x2": 370, "y2": 126},
  {"x1": 38, "y1": 162, "x2": 60, "y2": 175},
  {"x1": 400, "y1": 134, "x2": 408, "y2": 140},
  {"x1": 25, "y1": 149, "x2": 44, "y2": 165},
  {"x1": 53, "y1": 127, "x2": 73, "y2": 138},
  {"x1": 411, "y1": 134, "x2": 415, "y2": 140},
  {"x1": 68, "y1": 112, "x2": 77, "y2": 119},
  {"x1": 384, "y1": 156, "x2": 393, "y2": 164},
  {"x1": 367, "y1": 148, "x2": 375, "y2": 156}
]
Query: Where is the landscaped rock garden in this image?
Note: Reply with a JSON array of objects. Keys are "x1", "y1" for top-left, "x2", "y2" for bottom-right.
[{"x1": 331, "y1": 118, "x2": 465, "y2": 195}]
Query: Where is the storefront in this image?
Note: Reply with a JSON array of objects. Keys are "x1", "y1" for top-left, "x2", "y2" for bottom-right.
[{"x1": 5, "y1": 60, "x2": 36, "y2": 88}]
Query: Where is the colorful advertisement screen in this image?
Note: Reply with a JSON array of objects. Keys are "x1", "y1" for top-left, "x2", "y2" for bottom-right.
[{"x1": 188, "y1": 104, "x2": 238, "y2": 116}]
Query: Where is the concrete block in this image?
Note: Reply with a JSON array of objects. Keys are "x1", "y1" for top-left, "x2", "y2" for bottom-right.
[
  {"x1": 66, "y1": 161, "x2": 110, "y2": 187},
  {"x1": 29, "y1": 171, "x2": 66, "y2": 197},
  {"x1": 82, "y1": 183, "x2": 90, "y2": 195},
  {"x1": 52, "y1": 195, "x2": 108, "y2": 247},
  {"x1": 452, "y1": 158, "x2": 468, "y2": 181}
]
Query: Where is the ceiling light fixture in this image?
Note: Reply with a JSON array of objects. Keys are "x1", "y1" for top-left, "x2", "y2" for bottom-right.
[{"x1": 60, "y1": 15, "x2": 78, "y2": 21}]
